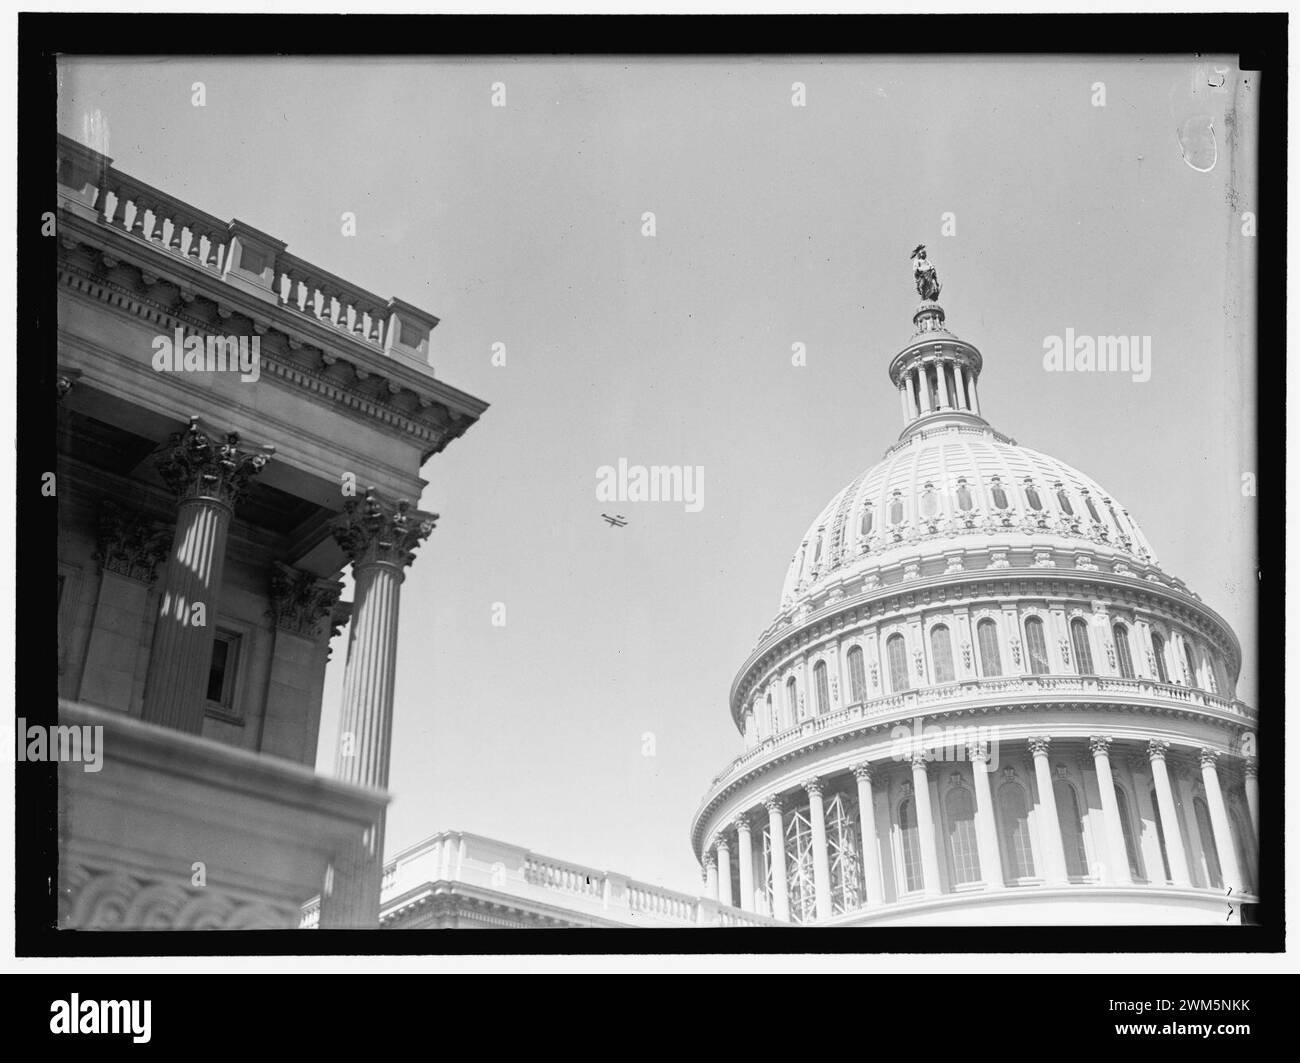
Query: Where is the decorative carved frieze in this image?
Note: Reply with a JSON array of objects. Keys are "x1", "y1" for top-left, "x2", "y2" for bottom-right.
[
  {"x1": 155, "y1": 415, "x2": 274, "y2": 507},
  {"x1": 93, "y1": 500, "x2": 171, "y2": 583},
  {"x1": 331, "y1": 488, "x2": 437, "y2": 570}
]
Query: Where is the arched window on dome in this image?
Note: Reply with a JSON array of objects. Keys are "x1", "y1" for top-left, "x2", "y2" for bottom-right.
[
  {"x1": 996, "y1": 781, "x2": 1035, "y2": 881},
  {"x1": 1114, "y1": 785, "x2": 1143, "y2": 880},
  {"x1": 976, "y1": 619, "x2": 1002, "y2": 677},
  {"x1": 1054, "y1": 779, "x2": 1089, "y2": 879},
  {"x1": 955, "y1": 478, "x2": 974, "y2": 512},
  {"x1": 786, "y1": 676, "x2": 799, "y2": 720},
  {"x1": 859, "y1": 503, "x2": 874, "y2": 538},
  {"x1": 1151, "y1": 632, "x2": 1170, "y2": 684},
  {"x1": 930, "y1": 625, "x2": 955, "y2": 684},
  {"x1": 888, "y1": 491, "x2": 905, "y2": 526},
  {"x1": 1150, "y1": 787, "x2": 1173, "y2": 883},
  {"x1": 1070, "y1": 618, "x2": 1096, "y2": 676},
  {"x1": 1181, "y1": 636, "x2": 1200, "y2": 688},
  {"x1": 1024, "y1": 616, "x2": 1050, "y2": 674},
  {"x1": 990, "y1": 477, "x2": 1009, "y2": 511},
  {"x1": 1055, "y1": 484, "x2": 1075, "y2": 516},
  {"x1": 1113, "y1": 623, "x2": 1136, "y2": 679},
  {"x1": 886, "y1": 634, "x2": 910, "y2": 692},
  {"x1": 1024, "y1": 479, "x2": 1044, "y2": 511},
  {"x1": 846, "y1": 646, "x2": 866, "y2": 704},
  {"x1": 944, "y1": 786, "x2": 981, "y2": 886},
  {"x1": 1193, "y1": 797, "x2": 1222, "y2": 889},
  {"x1": 897, "y1": 797, "x2": 923, "y2": 894},
  {"x1": 813, "y1": 660, "x2": 830, "y2": 716}
]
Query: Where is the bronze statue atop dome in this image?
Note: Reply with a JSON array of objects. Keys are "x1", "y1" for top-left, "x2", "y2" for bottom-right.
[{"x1": 911, "y1": 244, "x2": 941, "y2": 302}]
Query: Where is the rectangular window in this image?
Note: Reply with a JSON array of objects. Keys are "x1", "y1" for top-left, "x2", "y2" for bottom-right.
[{"x1": 206, "y1": 629, "x2": 241, "y2": 713}]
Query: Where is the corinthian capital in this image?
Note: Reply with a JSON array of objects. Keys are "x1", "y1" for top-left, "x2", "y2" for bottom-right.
[
  {"x1": 155, "y1": 416, "x2": 274, "y2": 507},
  {"x1": 1088, "y1": 736, "x2": 1113, "y2": 759},
  {"x1": 1027, "y1": 736, "x2": 1052, "y2": 757},
  {"x1": 93, "y1": 500, "x2": 171, "y2": 583},
  {"x1": 331, "y1": 488, "x2": 438, "y2": 570},
  {"x1": 268, "y1": 563, "x2": 345, "y2": 639}
]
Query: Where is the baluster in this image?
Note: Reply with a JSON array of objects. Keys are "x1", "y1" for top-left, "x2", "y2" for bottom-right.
[
  {"x1": 186, "y1": 224, "x2": 204, "y2": 262},
  {"x1": 167, "y1": 215, "x2": 185, "y2": 253},
  {"x1": 203, "y1": 229, "x2": 223, "y2": 269},
  {"x1": 100, "y1": 187, "x2": 122, "y2": 227},
  {"x1": 128, "y1": 195, "x2": 148, "y2": 238}
]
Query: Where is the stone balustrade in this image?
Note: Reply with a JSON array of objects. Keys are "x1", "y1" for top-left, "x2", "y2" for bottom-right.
[
  {"x1": 707, "y1": 673, "x2": 1256, "y2": 791},
  {"x1": 56, "y1": 133, "x2": 442, "y2": 362}
]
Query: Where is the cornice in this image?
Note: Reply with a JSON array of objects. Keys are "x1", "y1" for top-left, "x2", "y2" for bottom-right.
[{"x1": 56, "y1": 218, "x2": 487, "y2": 462}]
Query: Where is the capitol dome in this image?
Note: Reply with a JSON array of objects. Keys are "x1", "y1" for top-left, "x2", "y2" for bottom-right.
[{"x1": 690, "y1": 267, "x2": 1258, "y2": 928}]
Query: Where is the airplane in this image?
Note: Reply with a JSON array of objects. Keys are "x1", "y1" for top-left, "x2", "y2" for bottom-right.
[{"x1": 601, "y1": 514, "x2": 628, "y2": 528}]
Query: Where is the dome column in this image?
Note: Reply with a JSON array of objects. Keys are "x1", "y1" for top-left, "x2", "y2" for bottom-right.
[
  {"x1": 1199, "y1": 750, "x2": 1244, "y2": 894},
  {"x1": 1243, "y1": 760, "x2": 1259, "y2": 837},
  {"x1": 968, "y1": 743, "x2": 1004, "y2": 889},
  {"x1": 1028, "y1": 737, "x2": 1070, "y2": 885},
  {"x1": 1128, "y1": 754, "x2": 1168, "y2": 883},
  {"x1": 764, "y1": 795, "x2": 790, "y2": 922},
  {"x1": 803, "y1": 778, "x2": 833, "y2": 920},
  {"x1": 1147, "y1": 741, "x2": 1191, "y2": 886},
  {"x1": 703, "y1": 850, "x2": 719, "y2": 900},
  {"x1": 715, "y1": 836, "x2": 733, "y2": 907},
  {"x1": 1089, "y1": 736, "x2": 1132, "y2": 885},
  {"x1": 899, "y1": 384, "x2": 911, "y2": 423},
  {"x1": 953, "y1": 362, "x2": 969, "y2": 410},
  {"x1": 852, "y1": 764, "x2": 884, "y2": 907},
  {"x1": 319, "y1": 488, "x2": 436, "y2": 928},
  {"x1": 910, "y1": 753, "x2": 943, "y2": 896},
  {"x1": 968, "y1": 373, "x2": 982, "y2": 415},
  {"x1": 735, "y1": 817, "x2": 755, "y2": 912},
  {"x1": 904, "y1": 373, "x2": 919, "y2": 421},
  {"x1": 917, "y1": 367, "x2": 934, "y2": 414}
]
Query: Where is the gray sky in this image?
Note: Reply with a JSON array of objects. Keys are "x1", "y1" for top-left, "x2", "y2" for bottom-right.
[{"x1": 59, "y1": 56, "x2": 1257, "y2": 896}]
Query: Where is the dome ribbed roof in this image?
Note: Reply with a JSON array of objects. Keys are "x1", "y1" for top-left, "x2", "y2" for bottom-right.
[{"x1": 779, "y1": 424, "x2": 1158, "y2": 609}]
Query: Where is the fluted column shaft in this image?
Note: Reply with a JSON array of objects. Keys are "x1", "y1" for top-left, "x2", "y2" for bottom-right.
[
  {"x1": 736, "y1": 818, "x2": 755, "y2": 912},
  {"x1": 320, "y1": 489, "x2": 436, "y2": 928},
  {"x1": 142, "y1": 418, "x2": 272, "y2": 734},
  {"x1": 1029, "y1": 737, "x2": 1070, "y2": 884},
  {"x1": 853, "y1": 765, "x2": 883, "y2": 906},
  {"x1": 1199, "y1": 750, "x2": 1244, "y2": 894},
  {"x1": 144, "y1": 497, "x2": 232, "y2": 733},
  {"x1": 917, "y1": 366, "x2": 934, "y2": 413},
  {"x1": 969, "y1": 744, "x2": 1004, "y2": 888},
  {"x1": 704, "y1": 852, "x2": 719, "y2": 901},
  {"x1": 805, "y1": 780, "x2": 833, "y2": 920},
  {"x1": 904, "y1": 374, "x2": 919, "y2": 422},
  {"x1": 766, "y1": 797, "x2": 790, "y2": 922},
  {"x1": 716, "y1": 839, "x2": 733, "y2": 907},
  {"x1": 1148, "y1": 741, "x2": 1191, "y2": 886},
  {"x1": 1090, "y1": 736, "x2": 1132, "y2": 885},
  {"x1": 911, "y1": 754, "x2": 943, "y2": 896}
]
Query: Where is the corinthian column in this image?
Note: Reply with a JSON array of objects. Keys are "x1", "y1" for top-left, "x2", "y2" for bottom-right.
[
  {"x1": 1199, "y1": 749, "x2": 1244, "y2": 894},
  {"x1": 1089, "y1": 736, "x2": 1132, "y2": 885},
  {"x1": 804, "y1": 778, "x2": 833, "y2": 921},
  {"x1": 765, "y1": 795, "x2": 790, "y2": 922},
  {"x1": 1028, "y1": 737, "x2": 1070, "y2": 885},
  {"x1": 1147, "y1": 740, "x2": 1191, "y2": 886},
  {"x1": 1243, "y1": 759, "x2": 1259, "y2": 837},
  {"x1": 911, "y1": 752, "x2": 943, "y2": 896},
  {"x1": 968, "y1": 742, "x2": 1004, "y2": 889},
  {"x1": 142, "y1": 417, "x2": 273, "y2": 733},
  {"x1": 852, "y1": 764, "x2": 884, "y2": 907},
  {"x1": 319, "y1": 488, "x2": 436, "y2": 928},
  {"x1": 735, "y1": 817, "x2": 755, "y2": 912}
]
